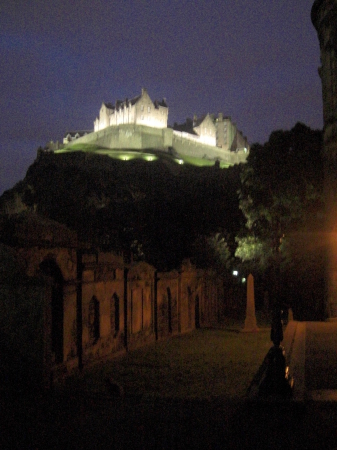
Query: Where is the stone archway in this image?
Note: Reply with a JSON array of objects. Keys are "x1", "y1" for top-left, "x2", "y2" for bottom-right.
[{"x1": 40, "y1": 258, "x2": 64, "y2": 364}]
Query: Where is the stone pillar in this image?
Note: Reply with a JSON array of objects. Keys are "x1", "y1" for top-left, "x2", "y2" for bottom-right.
[
  {"x1": 312, "y1": 0, "x2": 337, "y2": 317},
  {"x1": 243, "y1": 273, "x2": 258, "y2": 332}
]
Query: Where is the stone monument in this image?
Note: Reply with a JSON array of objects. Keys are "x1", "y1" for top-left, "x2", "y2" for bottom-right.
[{"x1": 243, "y1": 273, "x2": 258, "y2": 332}]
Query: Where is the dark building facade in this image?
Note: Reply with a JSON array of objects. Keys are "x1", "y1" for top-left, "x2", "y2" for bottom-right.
[{"x1": 312, "y1": 0, "x2": 337, "y2": 316}]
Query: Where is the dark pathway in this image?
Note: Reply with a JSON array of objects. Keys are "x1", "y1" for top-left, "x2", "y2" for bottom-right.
[{"x1": 3, "y1": 321, "x2": 337, "y2": 449}]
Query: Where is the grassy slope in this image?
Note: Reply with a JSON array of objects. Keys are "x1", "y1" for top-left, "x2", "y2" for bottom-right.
[{"x1": 56, "y1": 144, "x2": 231, "y2": 168}]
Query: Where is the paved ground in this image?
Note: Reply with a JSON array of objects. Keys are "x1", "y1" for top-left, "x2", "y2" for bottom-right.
[
  {"x1": 2, "y1": 321, "x2": 337, "y2": 449},
  {"x1": 306, "y1": 321, "x2": 337, "y2": 396}
]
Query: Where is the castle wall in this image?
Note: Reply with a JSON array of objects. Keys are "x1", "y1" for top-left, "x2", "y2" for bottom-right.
[
  {"x1": 193, "y1": 114, "x2": 217, "y2": 146},
  {"x1": 110, "y1": 103, "x2": 135, "y2": 127},
  {"x1": 66, "y1": 121, "x2": 247, "y2": 165},
  {"x1": 67, "y1": 124, "x2": 173, "y2": 152},
  {"x1": 172, "y1": 132, "x2": 248, "y2": 164},
  {"x1": 94, "y1": 89, "x2": 168, "y2": 132},
  {"x1": 134, "y1": 89, "x2": 168, "y2": 129},
  {"x1": 217, "y1": 118, "x2": 235, "y2": 150},
  {"x1": 95, "y1": 103, "x2": 111, "y2": 131}
]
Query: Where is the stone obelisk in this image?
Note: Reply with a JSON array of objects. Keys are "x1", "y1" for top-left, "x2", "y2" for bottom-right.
[{"x1": 243, "y1": 273, "x2": 258, "y2": 332}]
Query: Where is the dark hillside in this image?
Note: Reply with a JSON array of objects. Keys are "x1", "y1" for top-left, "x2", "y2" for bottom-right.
[{"x1": 0, "y1": 151, "x2": 244, "y2": 270}]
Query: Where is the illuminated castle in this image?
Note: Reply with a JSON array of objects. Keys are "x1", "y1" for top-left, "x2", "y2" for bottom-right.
[{"x1": 62, "y1": 88, "x2": 249, "y2": 166}]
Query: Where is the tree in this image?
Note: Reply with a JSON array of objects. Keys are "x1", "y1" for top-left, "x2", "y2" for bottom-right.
[
  {"x1": 235, "y1": 123, "x2": 324, "y2": 318},
  {"x1": 192, "y1": 231, "x2": 231, "y2": 273}
]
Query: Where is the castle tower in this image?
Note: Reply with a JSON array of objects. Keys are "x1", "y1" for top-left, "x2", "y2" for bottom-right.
[{"x1": 312, "y1": 0, "x2": 337, "y2": 317}]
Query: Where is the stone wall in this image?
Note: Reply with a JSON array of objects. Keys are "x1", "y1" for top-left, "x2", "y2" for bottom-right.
[
  {"x1": 68, "y1": 124, "x2": 173, "y2": 152},
  {"x1": 172, "y1": 133, "x2": 248, "y2": 164},
  {"x1": 0, "y1": 212, "x2": 231, "y2": 390},
  {"x1": 64, "y1": 123, "x2": 248, "y2": 165},
  {"x1": 312, "y1": 0, "x2": 337, "y2": 317},
  {"x1": 1, "y1": 242, "x2": 225, "y2": 382},
  {"x1": 94, "y1": 89, "x2": 168, "y2": 132}
]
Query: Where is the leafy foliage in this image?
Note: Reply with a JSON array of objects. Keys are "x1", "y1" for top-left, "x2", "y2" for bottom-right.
[
  {"x1": 192, "y1": 232, "x2": 231, "y2": 273},
  {"x1": 236, "y1": 123, "x2": 324, "y2": 267},
  {"x1": 235, "y1": 123, "x2": 325, "y2": 318}
]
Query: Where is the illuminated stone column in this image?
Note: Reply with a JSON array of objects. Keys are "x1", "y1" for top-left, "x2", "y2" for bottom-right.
[
  {"x1": 312, "y1": 0, "x2": 337, "y2": 317},
  {"x1": 243, "y1": 273, "x2": 258, "y2": 332}
]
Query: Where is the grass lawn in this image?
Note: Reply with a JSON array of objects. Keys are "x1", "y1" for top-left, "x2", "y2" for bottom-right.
[
  {"x1": 64, "y1": 327, "x2": 271, "y2": 400},
  {"x1": 5, "y1": 324, "x2": 337, "y2": 449}
]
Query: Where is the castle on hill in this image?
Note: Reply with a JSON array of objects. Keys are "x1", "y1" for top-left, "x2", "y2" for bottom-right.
[{"x1": 60, "y1": 88, "x2": 249, "y2": 166}]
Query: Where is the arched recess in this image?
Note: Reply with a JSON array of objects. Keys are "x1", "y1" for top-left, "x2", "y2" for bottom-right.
[
  {"x1": 39, "y1": 258, "x2": 64, "y2": 364},
  {"x1": 89, "y1": 296, "x2": 100, "y2": 344}
]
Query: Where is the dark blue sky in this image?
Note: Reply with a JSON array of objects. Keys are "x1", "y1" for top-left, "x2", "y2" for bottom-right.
[{"x1": 0, "y1": 0, "x2": 322, "y2": 194}]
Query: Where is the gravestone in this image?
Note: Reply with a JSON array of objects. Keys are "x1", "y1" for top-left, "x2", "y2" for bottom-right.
[{"x1": 242, "y1": 273, "x2": 258, "y2": 332}]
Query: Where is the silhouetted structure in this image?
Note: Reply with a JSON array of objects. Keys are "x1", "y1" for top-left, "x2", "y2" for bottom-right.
[{"x1": 312, "y1": 0, "x2": 337, "y2": 317}]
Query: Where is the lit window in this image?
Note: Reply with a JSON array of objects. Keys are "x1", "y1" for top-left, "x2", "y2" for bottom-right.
[{"x1": 148, "y1": 106, "x2": 151, "y2": 112}]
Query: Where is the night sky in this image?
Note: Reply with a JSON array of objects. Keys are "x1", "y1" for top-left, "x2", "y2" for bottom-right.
[{"x1": 0, "y1": 0, "x2": 322, "y2": 195}]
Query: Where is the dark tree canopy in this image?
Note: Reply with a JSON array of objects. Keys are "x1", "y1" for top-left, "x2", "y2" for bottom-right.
[{"x1": 236, "y1": 123, "x2": 325, "y2": 319}]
